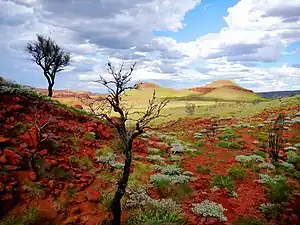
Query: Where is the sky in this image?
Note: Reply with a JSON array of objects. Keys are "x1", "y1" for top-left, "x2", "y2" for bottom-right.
[{"x1": 0, "y1": 0, "x2": 300, "y2": 92}]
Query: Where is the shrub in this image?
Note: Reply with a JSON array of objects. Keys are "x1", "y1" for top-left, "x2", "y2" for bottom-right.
[
  {"x1": 172, "y1": 183, "x2": 193, "y2": 199},
  {"x1": 96, "y1": 152, "x2": 116, "y2": 164},
  {"x1": 218, "y1": 140, "x2": 230, "y2": 148},
  {"x1": 287, "y1": 151, "x2": 299, "y2": 163},
  {"x1": 185, "y1": 102, "x2": 196, "y2": 116},
  {"x1": 0, "y1": 208, "x2": 40, "y2": 225},
  {"x1": 234, "y1": 216, "x2": 266, "y2": 225},
  {"x1": 218, "y1": 141, "x2": 241, "y2": 150},
  {"x1": 267, "y1": 179, "x2": 292, "y2": 203},
  {"x1": 150, "y1": 174, "x2": 192, "y2": 185},
  {"x1": 257, "y1": 174, "x2": 285, "y2": 185},
  {"x1": 192, "y1": 200, "x2": 227, "y2": 222},
  {"x1": 235, "y1": 155, "x2": 264, "y2": 164},
  {"x1": 84, "y1": 131, "x2": 96, "y2": 140},
  {"x1": 126, "y1": 208, "x2": 183, "y2": 225},
  {"x1": 148, "y1": 148, "x2": 163, "y2": 155},
  {"x1": 228, "y1": 165, "x2": 246, "y2": 180},
  {"x1": 169, "y1": 155, "x2": 183, "y2": 162},
  {"x1": 195, "y1": 141, "x2": 204, "y2": 147},
  {"x1": 162, "y1": 165, "x2": 182, "y2": 175},
  {"x1": 146, "y1": 155, "x2": 165, "y2": 163},
  {"x1": 253, "y1": 150, "x2": 267, "y2": 158},
  {"x1": 280, "y1": 161, "x2": 294, "y2": 169},
  {"x1": 211, "y1": 175, "x2": 234, "y2": 190},
  {"x1": 260, "y1": 203, "x2": 282, "y2": 217},
  {"x1": 258, "y1": 163, "x2": 275, "y2": 170},
  {"x1": 196, "y1": 165, "x2": 211, "y2": 174},
  {"x1": 183, "y1": 171, "x2": 193, "y2": 176}
]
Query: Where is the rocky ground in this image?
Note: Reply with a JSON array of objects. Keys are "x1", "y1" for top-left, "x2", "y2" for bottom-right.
[{"x1": 0, "y1": 92, "x2": 300, "y2": 225}]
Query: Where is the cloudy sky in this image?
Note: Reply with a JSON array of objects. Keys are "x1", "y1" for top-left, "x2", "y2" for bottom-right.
[{"x1": 0, "y1": 0, "x2": 300, "y2": 92}]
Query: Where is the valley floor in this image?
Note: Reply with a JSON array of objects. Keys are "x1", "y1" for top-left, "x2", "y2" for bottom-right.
[{"x1": 0, "y1": 91, "x2": 300, "y2": 225}]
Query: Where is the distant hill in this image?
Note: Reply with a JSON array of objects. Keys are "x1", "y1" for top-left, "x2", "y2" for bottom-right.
[
  {"x1": 205, "y1": 80, "x2": 240, "y2": 88},
  {"x1": 256, "y1": 90, "x2": 300, "y2": 98}
]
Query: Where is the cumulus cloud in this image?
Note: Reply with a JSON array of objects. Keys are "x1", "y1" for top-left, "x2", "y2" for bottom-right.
[{"x1": 0, "y1": 0, "x2": 300, "y2": 92}]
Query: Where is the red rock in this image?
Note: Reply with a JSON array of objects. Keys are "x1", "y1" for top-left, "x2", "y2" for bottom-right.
[
  {"x1": 3, "y1": 165, "x2": 18, "y2": 171},
  {"x1": 39, "y1": 149, "x2": 48, "y2": 156},
  {"x1": 86, "y1": 188, "x2": 101, "y2": 202},
  {"x1": 4, "y1": 149, "x2": 22, "y2": 165},
  {"x1": 74, "y1": 104, "x2": 83, "y2": 110},
  {"x1": 207, "y1": 217, "x2": 219, "y2": 225},
  {"x1": 0, "y1": 136, "x2": 10, "y2": 143},
  {"x1": 0, "y1": 156, "x2": 7, "y2": 164},
  {"x1": 0, "y1": 182, "x2": 4, "y2": 192},
  {"x1": 28, "y1": 172, "x2": 37, "y2": 181}
]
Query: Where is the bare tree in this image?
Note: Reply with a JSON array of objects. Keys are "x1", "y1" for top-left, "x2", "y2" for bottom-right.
[
  {"x1": 84, "y1": 62, "x2": 169, "y2": 225},
  {"x1": 268, "y1": 113, "x2": 285, "y2": 164},
  {"x1": 26, "y1": 34, "x2": 71, "y2": 97}
]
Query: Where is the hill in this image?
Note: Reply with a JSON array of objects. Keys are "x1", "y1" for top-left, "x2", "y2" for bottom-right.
[
  {"x1": 201, "y1": 86, "x2": 261, "y2": 101},
  {"x1": 257, "y1": 90, "x2": 300, "y2": 98},
  {"x1": 205, "y1": 80, "x2": 240, "y2": 88}
]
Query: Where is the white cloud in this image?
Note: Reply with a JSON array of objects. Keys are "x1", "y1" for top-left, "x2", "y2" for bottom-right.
[{"x1": 0, "y1": 0, "x2": 300, "y2": 92}]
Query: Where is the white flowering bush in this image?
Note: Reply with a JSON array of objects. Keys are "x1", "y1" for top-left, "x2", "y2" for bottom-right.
[
  {"x1": 235, "y1": 154, "x2": 264, "y2": 163},
  {"x1": 280, "y1": 161, "x2": 295, "y2": 169},
  {"x1": 258, "y1": 163, "x2": 275, "y2": 170},
  {"x1": 192, "y1": 200, "x2": 227, "y2": 222},
  {"x1": 162, "y1": 164, "x2": 182, "y2": 175},
  {"x1": 146, "y1": 155, "x2": 165, "y2": 163},
  {"x1": 257, "y1": 174, "x2": 286, "y2": 185},
  {"x1": 260, "y1": 203, "x2": 282, "y2": 216},
  {"x1": 148, "y1": 148, "x2": 162, "y2": 155},
  {"x1": 287, "y1": 151, "x2": 299, "y2": 163},
  {"x1": 126, "y1": 187, "x2": 179, "y2": 212},
  {"x1": 150, "y1": 173, "x2": 192, "y2": 185},
  {"x1": 96, "y1": 152, "x2": 116, "y2": 164},
  {"x1": 111, "y1": 162, "x2": 124, "y2": 169},
  {"x1": 169, "y1": 155, "x2": 183, "y2": 162},
  {"x1": 151, "y1": 164, "x2": 162, "y2": 172},
  {"x1": 183, "y1": 171, "x2": 194, "y2": 176}
]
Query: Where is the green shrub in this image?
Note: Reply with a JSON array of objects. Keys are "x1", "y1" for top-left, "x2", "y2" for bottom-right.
[
  {"x1": 162, "y1": 165, "x2": 182, "y2": 175},
  {"x1": 196, "y1": 165, "x2": 211, "y2": 174},
  {"x1": 234, "y1": 216, "x2": 266, "y2": 225},
  {"x1": 172, "y1": 183, "x2": 193, "y2": 199},
  {"x1": 169, "y1": 155, "x2": 183, "y2": 162},
  {"x1": 253, "y1": 150, "x2": 267, "y2": 158},
  {"x1": 211, "y1": 175, "x2": 234, "y2": 190},
  {"x1": 195, "y1": 141, "x2": 204, "y2": 147},
  {"x1": 84, "y1": 132, "x2": 96, "y2": 140},
  {"x1": 267, "y1": 179, "x2": 292, "y2": 203},
  {"x1": 260, "y1": 203, "x2": 282, "y2": 217},
  {"x1": 218, "y1": 140, "x2": 230, "y2": 148},
  {"x1": 192, "y1": 200, "x2": 227, "y2": 222},
  {"x1": 228, "y1": 165, "x2": 246, "y2": 180},
  {"x1": 0, "y1": 208, "x2": 40, "y2": 225},
  {"x1": 126, "y1": 208, "x2": 184, "y2": 225}
]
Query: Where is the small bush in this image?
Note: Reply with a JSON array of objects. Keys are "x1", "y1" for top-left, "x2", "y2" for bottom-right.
[
  {"x1": 267, "y1": 179, "x2": 292, "y2": 203},
  {"x1": 172, "y1": 183, "x2": 193, "y2": 199},
  {"x1": 286, "y1": 151, "x2": 300, "y2": 163},
  {"x1": 169, "y1": 155, "x2": 183, "y2": 162},
  {"x1": 196, "y1": 165, "x2": 211, "y2": 174},
  {"x1": 260, "y1": 203, "x2": 282, "y2": 217},
  {"x1": 146, "y1": 155, "x2": 165, "y2": 163},
  {"x1": 195, "y1": 141, "x2": 204, "y2": 147},
  {"x1": 192, "y1": 200, "x2": 227, "y2": 222},
  {"x1": 253, "y1": 150, "x2": 267, "y2": 158},
  {"x1": 218, "y1": 141, "x2": 241, "y2": 150},
  {"x1": 211, "y1": 175, "x2": 234, "y2": 190},
  {"x1": 84, "y1": 131, "x2": 96, "y2": 140},
  {"x1": 0, "y1": 208, "x2": 40, "y2": 225},
  {"x1": 185, "y1": 102, "x2": 196, "y2": 116},
  {"x1": 234, "y1": 216, "x2": 266, "y2": 225},
  {"x1": 218, "y1": 140, "x2": 230, "y2": 148},
  {"x1": 162, "y1": 165, "x2": 182, "y2": 175},
  {"x1": 148, "y1": 148, "x2": 163, "y2": 155},
  {"x1": 228, "y1": 165, "x2": 246, "y2": 180},
  {"x1": 258, "y1": 163, "x2": 275, "y2": 170},
  {"x1": 235, "y1": 155, "x2": 264, "y2": 164}
]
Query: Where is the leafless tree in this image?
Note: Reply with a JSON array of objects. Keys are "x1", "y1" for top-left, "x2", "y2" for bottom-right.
[
  {"x1": 268, "y1": 113, "x2": 285, "y2": 163},
  {"x1": 26, "y1": 34, "x2": 71, "y2": 97},
  {"x1": 83, "y1": 62, "x2": 169, "y2": 225}
]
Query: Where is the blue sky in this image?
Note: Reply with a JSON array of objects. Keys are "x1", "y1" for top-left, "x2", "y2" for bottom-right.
[{"x1": 0, "y1": 0, "x2": 299, "y2": 92}]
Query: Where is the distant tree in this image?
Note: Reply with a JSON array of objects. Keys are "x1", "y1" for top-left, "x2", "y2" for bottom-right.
[
  {"x1": 81, "y1": 62, "x2": 169, "y2": 225},
  {"x1": 185, "y1": 102, "x2": 196, "y2": 115},
  {"x1": 26, "y1": 34, "x2": 71, "y2": 97}
]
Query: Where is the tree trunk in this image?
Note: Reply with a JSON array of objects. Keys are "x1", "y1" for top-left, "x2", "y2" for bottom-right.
[
  {"x1": 48, "y1": 84, "x2": 53, "y2": 97},
  {"x1": 111, "y1": 141, "x2": 132, "y2": 225}
]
